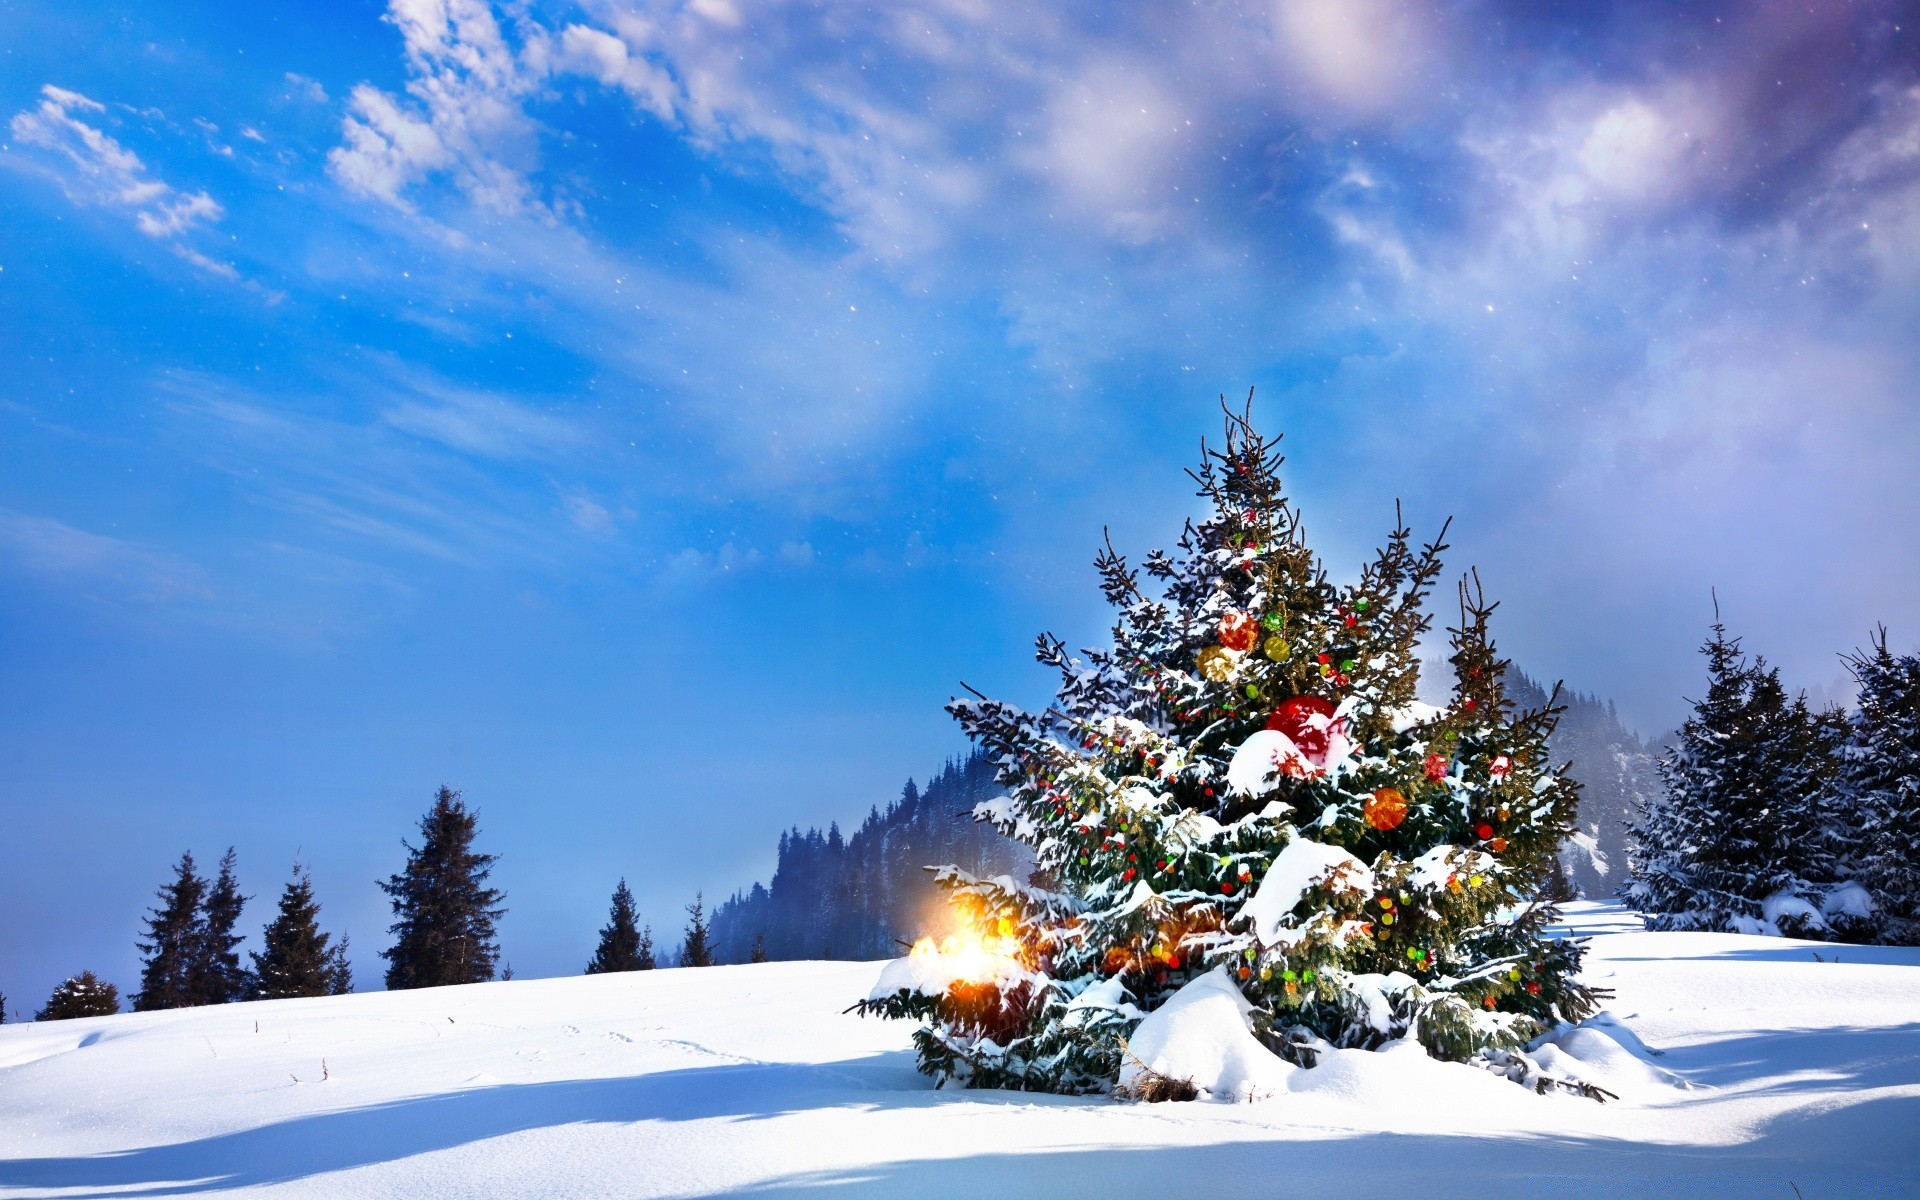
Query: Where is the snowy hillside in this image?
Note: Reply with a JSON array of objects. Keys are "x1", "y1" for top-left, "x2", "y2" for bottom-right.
[{"x1": 2, "y1": 904, "x2": 1917, "y2": 1199}]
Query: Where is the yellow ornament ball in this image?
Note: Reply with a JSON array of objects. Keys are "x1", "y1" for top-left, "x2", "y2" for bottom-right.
[
  {"x1": 1263, "y1": 635, "x2": 1291, "y2": 662},
  {"x1": 1197, "y1": 644, "x2": 1235, "y2": 682}
]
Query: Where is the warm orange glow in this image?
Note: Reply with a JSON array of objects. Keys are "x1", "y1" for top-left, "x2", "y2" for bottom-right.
[{"x1": 909, "y1": 914, "x2": 1024, "y2": 983}]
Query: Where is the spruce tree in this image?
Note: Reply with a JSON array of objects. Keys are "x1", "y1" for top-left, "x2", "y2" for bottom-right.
[
  {"x1": 1625, "y1": 619, "x2": 1839, "y2": 937},
  {"x1": 751, "y1": 931, "x2": 769, "y2": 963},
  {"x1": 327, "y1": 934, "x2": 355, "y2": 995},
  {"x1": 135, "y1": 852, "x2": 206, "y2": 1011},
  {"x1": 861, "y1": 406, "x2": 1595, "y2": 1093},
  {"x1": 193, "y1": 848, "x2": 251, "y2": 1004},
  {"x1": 38, "y1": 972, "x2": 120, "y2": 1020},
  {"x1": 1845, "y1": 630, "x2": 1920, "y2": 943},
  {"x1": 680, "y1": 893, "x2": 714, "y2": 967},
  {"x1": 586, "y1": 879, "x2": 647, "y2": 973},
  {"x1": 379, "y1": 786, "x2": 507, "y2": 989},
  {"x1": 252, "y1": 864, "x2": 343, "y2": 1000},
  {"x1": 636, "y1": 924, "x2": 657, "y2": 970}
]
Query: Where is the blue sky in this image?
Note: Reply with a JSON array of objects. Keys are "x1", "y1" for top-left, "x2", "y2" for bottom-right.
[{"x1": 2, "y1": 0, "x2": 1917, "y2": 1007}]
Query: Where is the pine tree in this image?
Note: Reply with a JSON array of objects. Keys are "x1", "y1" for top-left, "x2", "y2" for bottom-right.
[
  {"x1": 861, "y1": 405, "x2": 1595, "y2": 1093},
  {"x1": 751, "y1": 931, "x2": 769, "y2": 963},
  {"x1": 135, "y1": 852, "x2": 206, "y2": 1011},
  {"x1": 586, "y1": 880, "x2": 648, "y2": 973},
  {"x1": 636, "y1": 924, "x2": 657, "y2": 970},
  {"x1": 193, "y1": 848, "x2": 251, "y2": 1004},
  {"x1": 680, "y1": 893, "x2": 714, "y2": 967},
  {"x1": 327, "y1": 933, "x2": 355, "y2": 995},
  {"x1": 252, "y1": 864, "x2": 344, "y2": 1000},
  {"x1": 1625, "y1": 618, "x2": 1841, "y2": 937},
  {"x1": 379, "y1": 786, "x2": 507, "y2": 989},
  {"x1": 1845, "y1": 629, "x2": 1920, "y2": 943},
  {"x1": 38, "y1": 972, "x2": 120, "y2": 1020}
]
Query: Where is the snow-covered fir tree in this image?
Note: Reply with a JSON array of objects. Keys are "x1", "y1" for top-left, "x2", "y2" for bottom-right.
[
  {"x1": 1845, "y1": 629, "x2": 1920, "y2": 944},
  {"x1": 1624, "y1": 618, "x2": 1855, "y2": 939},
  {"x1": 862, "y1": 405, "x2": 1597, "y2": 1093},
  {"x1": 38, "y1": 971, "x2": 120, "y2": 1021}
]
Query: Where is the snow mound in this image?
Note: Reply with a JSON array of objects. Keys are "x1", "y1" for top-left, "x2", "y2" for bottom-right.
[
  {"x1": 1240, "y1": 837, "x2": 1375, "y2": 946},
  {"x1": 1118, "y1": 966, "x2": 1294, "y2": 1102},
  {"x1": 1529, "y1": 1011, "x2": 1690, "y2": 1101}
]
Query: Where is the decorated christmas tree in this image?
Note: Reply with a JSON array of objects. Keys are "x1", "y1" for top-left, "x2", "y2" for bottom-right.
[{"x1": 860, "y1": 403, "x2": 1597, "y2": 1095}]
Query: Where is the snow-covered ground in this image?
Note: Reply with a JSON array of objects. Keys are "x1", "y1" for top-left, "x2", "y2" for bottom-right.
[{"x1": 2, "y1": 903, "x2": 1917, "y2": 1199}]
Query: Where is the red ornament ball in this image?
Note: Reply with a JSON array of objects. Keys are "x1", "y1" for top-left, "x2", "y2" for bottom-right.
[
  {"x1": 1424, "y1": 753, "x2": 1448, "y2": 782},
  {"x1": 1491, "y1": 837, "x2": 1509, "y2": 853},
  {"x1": 1218, "y1": 609, "x2": 1259, "y2": 653},
  {"x1": 1476, "y1": 823, "x2": 1494, "y2": 840},
  {"x1": 1364, "y1": 787, "x2": 1408, "y2": 832},
  {"x1": 1266, "y1": 694, "x2": 1337, "y2": 758},
  {"x1": 1526, "y1": 980, "x2": 1542, "y2": 996}
]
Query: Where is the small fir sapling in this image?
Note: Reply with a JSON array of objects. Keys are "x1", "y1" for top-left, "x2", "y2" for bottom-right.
[
  {"x1": 681, "y1": 894, "x2": 714, "y2": 967},
  {"x1": 586, "y1": 879, "x2": 649, "y2": 973}
]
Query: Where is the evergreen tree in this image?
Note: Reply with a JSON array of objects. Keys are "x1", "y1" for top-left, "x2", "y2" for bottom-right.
[
  {"x1": 750, "y1": 931, "x2": 768, "y2": 963},
  {"x1": 862, "y1": 405, "x2": 1595, "y2": 1093},
  {"x1": 327, "y1": 933, "x2": 355, "y2": 995},
  {"x1": 379, "y1": 786, "x2": 507, "y2": 989},
  {"x1": 252, "y1": 863, "x2": 344, "y2": 1000},
  {"x1": 680, "y1": 893, "x2": 714, "y2": 967},
  {"x1": 1624, "y1": 618, "x2": 1841, "y2": 937},
  {"x1": 586, "y1": 879, "x2": 648, "y2": 973},
  {"x1": 135, "y1": 852, "x2": 206, "y2": 1011},
  {"x1": 636, "y1": 924, "x2": 657, "y2": 970},
  {"x1": 1845, "y1": 630, "x2": 1920, "y2": 943},
  {"x1": 1, "y1": 988, "x2": 7, "y2": 1023},
  {"x1": 38, "y1": 972, "x2": 120, "y2": 1021},
  {"x1": 193, "y1": 848, "x2": 251, "y2": 1005}
]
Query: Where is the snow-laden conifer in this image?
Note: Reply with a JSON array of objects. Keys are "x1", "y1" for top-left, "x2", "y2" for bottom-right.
[
  {"x1": 861, "y1": 404, "x2": 1596, "y2": 1092},
  {"x1": 1845, "y1": 630, "x2": 1920, "y2": 943}
]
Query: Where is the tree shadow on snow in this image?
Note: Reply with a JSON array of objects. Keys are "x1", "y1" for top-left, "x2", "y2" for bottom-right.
[
  {"x1": 0, "y1": 1050, "x2": 1070, "y2": 1195},
  {"x1": 677, "y1": 1127, "x2": 1920, "y2": 1200}
]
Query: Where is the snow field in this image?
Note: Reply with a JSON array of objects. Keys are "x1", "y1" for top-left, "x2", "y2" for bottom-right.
[{"x1": 1, "y1": 903, "x2": 1917, "y2": 1199}]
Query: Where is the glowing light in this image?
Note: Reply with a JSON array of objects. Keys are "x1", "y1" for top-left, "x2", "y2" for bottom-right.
[{"x1": 909, "y1": 918, "x2": 1025, "y2": 984}]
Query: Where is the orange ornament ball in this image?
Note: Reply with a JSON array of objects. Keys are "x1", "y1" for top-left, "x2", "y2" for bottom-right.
[
  {"x1": 1364, "y1": 787, "x2": 1408, "y2": 831},
  {"x1": 1218, "y1": 610, "x2": 1259, "y2": 653}
]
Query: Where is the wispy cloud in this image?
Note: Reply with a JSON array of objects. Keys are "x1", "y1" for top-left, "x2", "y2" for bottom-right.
[
  {"x1": 7, "y1": 84, "x2": 237, "y2": 278},
  {"x1": 0, "y1": 509, "x2": 214, "y2": 605}
]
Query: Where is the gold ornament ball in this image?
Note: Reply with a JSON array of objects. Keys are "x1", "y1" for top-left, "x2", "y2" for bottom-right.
[
  {"x1": 1263, "y1": 635, "x2": 1291, "y2": 662},
  {"x1": 1197, "y1": 644, "x2": 1235, "y2": 681}
]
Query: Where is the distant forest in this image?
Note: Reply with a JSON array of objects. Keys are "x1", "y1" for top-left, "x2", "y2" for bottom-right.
[
  {"x1": 709, "y1": 754, "x2": 1029, "y2": 963},
  {"x1": 709, "y1": 672, "x2": 1664, "y2": 964}
]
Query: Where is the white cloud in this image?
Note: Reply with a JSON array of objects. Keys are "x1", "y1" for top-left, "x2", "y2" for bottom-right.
[
  {"x1": 0, "y1": 510, "x2": 214, "y2": 604},
  {"x1": 7, "y1": 84, "x2": 235, "y2": 276},
  {"x1": 1271, "y1": 0, "x2": 1438, "y2": 116},
  {"x1": 380, "y1": 381, "x2": 586, "y2": 459},
  {"x1": 328, "y1": 0, "x2": 545, "y2": 216}
]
